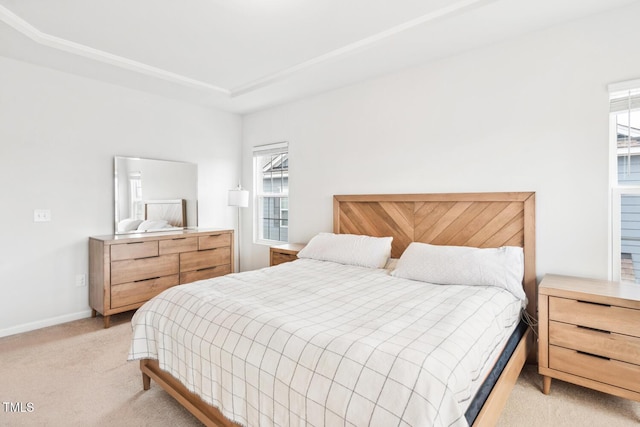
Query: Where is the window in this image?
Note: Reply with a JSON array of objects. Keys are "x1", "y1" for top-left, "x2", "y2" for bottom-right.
[
  {"x1": 253, "y1": 142, "x2": 289, "y2": 243},
  {"x1": 610, "y1": 81, "x2": 640, "y2": 283}
]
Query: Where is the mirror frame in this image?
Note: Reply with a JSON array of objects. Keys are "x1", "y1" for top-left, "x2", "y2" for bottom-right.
[{"x1": 114, "y1": 156, "x2": 198, "y2": 234}]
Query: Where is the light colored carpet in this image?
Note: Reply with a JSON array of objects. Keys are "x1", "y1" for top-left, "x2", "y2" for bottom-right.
[
  {"x1": 497, "y1": 357, "x2": 640, "y2": 427},
  {"x1": 1, "y1": 313, "x2": 639, "y2": 426}
]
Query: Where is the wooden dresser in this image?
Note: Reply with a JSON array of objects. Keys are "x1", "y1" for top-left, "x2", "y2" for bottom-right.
[
  {"x1": 538, "y1": 274, "x2": 640, "y2": 402},
  {"x1": 270, "y1": 243, "x2": 305, "y2": 266},
  {"x1": 89, "y1": 228, "x2": 234, "y2": 327}
]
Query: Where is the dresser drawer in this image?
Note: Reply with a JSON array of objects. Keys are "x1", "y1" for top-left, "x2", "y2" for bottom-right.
[
  {"x1": 111, "y1": 254, "x2": 179, "y2": 285},
  {"x1": 549, "y1": 320, "x2": 640, "y2": 365},
  {"x1": 111, "y1": 274, "x2": 179, "y2": 309},
  {"x1": 549, "y1": 296, "x2": 640, "y2": 337},
  {"x1": 198, "y1": 233, "x2": 231, "y2": 250},
  {"x1": 159, "y1": 237, "x2": 198, "y2": 254},
  {"x1": 180, "y1": 247, "x2": 230, "y2": 272},
  {"x1": 549, "y1": 345, "x2": 640, "y2": 393},
  {"x1": 110, "y1": 241, "x2": 158, "y2": 261},
  {"x1": 180, "y1": 264, "x2": 231, "y2": 284}
]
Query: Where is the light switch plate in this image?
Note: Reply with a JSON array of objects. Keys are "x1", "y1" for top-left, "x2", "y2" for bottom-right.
[
  {"x1": 33, "y1": 209, "x2": 51, "y2": 222},
  {"x1": 75, "y1": 274, "x2": 86, "y2": 287}
]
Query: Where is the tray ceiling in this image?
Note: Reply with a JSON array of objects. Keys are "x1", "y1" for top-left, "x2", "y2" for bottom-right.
[{"x1": 0, "y1": 0, "x2": 636, "y2": 113}]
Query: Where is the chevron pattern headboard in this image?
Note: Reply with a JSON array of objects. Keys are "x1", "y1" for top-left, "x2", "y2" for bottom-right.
[{"x1": 333, "y1": 192, "x2": 536, "y2": 316}]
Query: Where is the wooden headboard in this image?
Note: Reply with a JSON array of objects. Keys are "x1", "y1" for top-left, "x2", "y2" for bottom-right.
[
  {"x1": 144, "y1": 199, "x2": 187, "y2": 227},
  {"x1": 333, "y1": 192, "x2": 536, "y2": 317}
]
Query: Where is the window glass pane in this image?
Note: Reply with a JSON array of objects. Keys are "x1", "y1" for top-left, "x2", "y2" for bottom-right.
[
  {"x1": 254, "y1": 147, "x2": 289, "y2": 242},
  {"x1": 262, "y1": 172, "x2": 271, "y2": 192},
  {"x1": 281, "y1": 197, "x2": 289, "y2": 228},
  {"x1": 256, "y1": 155, "x2": 288, "y2": 191},
  {"x1": 616, "y1": 110, "x2": 640, "y2": 184},
  {"x1": 621, "y1": 194, "x2": 640, "y2": 283},
  {"x1": 257, "y1": 195, "x2": 289, "y2": 242}
]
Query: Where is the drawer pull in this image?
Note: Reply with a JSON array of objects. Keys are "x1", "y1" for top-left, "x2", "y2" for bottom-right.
[
  {"x1": 200, "y1": 247, "x2": 223, "y2": 253},
  {"x1": 127, "y1": 241, "x2": 145, "y2": 245},
  {"x1": 577, "y1": 325, "x2": 611, "y2": 334},
  {"x1": 196, "y1": 266, "x2": 218, "y2": 272},
  {"x1": 577, "y1": 350, "x2": 610, "y2": 361},
  {"x1": 172, "y1": 238, "x2": 187, "y2": 241},
  {"x1": 207, "y1": 234, "x2": 222, "y2": 237},
  {"x1": 134, "y1": 277, "x2": 161, "y2": 283},
  {"x1": 576, "y1": 300, "x2": 611, "y2": 307}
]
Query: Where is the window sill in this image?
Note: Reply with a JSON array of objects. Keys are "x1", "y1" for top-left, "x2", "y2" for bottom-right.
[{"x1": 254, "y1": 239, "x2": 288, "y2": 246}]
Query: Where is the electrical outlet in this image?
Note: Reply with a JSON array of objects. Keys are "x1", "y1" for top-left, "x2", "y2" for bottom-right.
[
  {"x1": 33, "y1": 209, "x2": 51, "y2": 222},
  {"x1": 75, "y1": 274, "x2": 86, "y2": 287}
]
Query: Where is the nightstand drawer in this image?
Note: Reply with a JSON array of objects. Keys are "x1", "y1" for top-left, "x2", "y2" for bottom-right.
[
  {"x1": 272, "y1": 252, "x2": 297, "y2": 266},
  {"x1": 550, "y1": 320, "x2": 640, "y2": 365},
  {"x1": 270, "y1": 243, "x2": 305, "y2": 266},
  {"x1": 550, "y1": 296, "x2": 640, "y2": 337},
  {"x1": 550, "y1": 345, "x2": 640, "y2": 393}
]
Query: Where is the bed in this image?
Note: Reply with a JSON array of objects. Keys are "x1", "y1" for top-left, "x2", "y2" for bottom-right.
[{"x1": 129, "y1": 192, "x2": 536, "y2": 427}]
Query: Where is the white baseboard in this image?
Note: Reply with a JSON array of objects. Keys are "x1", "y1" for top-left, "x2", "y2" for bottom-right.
[{"x1": 0, "y1": 310, "x2": 93, "y2": 338}]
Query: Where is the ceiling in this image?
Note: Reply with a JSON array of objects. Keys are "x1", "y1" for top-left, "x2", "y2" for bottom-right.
[{"x1": 0, "y1": 0, "x2": 637, "y2": 114}]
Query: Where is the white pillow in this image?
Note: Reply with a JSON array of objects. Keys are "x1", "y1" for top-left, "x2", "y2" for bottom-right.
[
  {"x1": 117, "y1": 218, "x2": 143, "y2": 232},
  {"x1": 391, "y1": 242, "x2": 526, "y2": 302},
  {"x1": 137, "y1": 219, "x2": 170, "y2": 231},
  {"x1": 297, "y1": 233, "x2": 392, "y2": 269}
]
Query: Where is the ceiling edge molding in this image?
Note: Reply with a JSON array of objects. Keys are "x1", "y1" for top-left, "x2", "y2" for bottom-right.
[
  {"x1": 0, "y1": 0, "x2": 493, "y2": 100},
  {"x1": 228, "y1": 0, "x2": 493, "y2": 97},
  {"x1": 0, "y1": 5, "x2": 230, "y2": 96}
]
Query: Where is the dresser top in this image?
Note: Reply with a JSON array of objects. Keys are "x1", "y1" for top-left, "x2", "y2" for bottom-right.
[
  {"x1": 540, "y1": 274, "x2": 640, "y2": 308},
  {"x1": 90, "y1": 228, "x2": 232, "y2": 245}
]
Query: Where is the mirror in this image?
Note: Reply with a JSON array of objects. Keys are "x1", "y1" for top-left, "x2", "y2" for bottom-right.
[{"x1": 114, "y1": 156, "x2": 198, "y2": 234}]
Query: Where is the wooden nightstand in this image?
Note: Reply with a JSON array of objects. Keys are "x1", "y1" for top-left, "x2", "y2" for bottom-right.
[
  {"x1": 270, "y1": 243, "x2": 305, "y2": 266},
  {"x1": 538, "y1": 274, "x2": 640, "y2": 402}
]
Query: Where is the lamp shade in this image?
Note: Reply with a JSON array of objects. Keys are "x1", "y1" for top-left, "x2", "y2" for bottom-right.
[{"x1": 228, "y1": 187, "x2": 249, "y2": 208}]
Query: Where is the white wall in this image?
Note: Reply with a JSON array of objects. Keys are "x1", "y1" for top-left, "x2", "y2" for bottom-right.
[
  {"x1": 0, "y1": 56, "x2": 242, "y2": 336},
  {"x1": 242, "y1": 2, "x2": 640, "y2": 279}
]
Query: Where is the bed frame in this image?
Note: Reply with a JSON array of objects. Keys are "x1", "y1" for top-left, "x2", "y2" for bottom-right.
[{"x1": 140, "y1": 191, "x2": 536, "y2": 427}]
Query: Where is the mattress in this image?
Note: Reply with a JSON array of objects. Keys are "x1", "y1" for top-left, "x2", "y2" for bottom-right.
[{"x1": 129, "y1": 259, "x2": 522, "y2": 427}]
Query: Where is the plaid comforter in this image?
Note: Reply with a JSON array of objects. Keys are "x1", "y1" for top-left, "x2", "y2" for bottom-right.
[{"x1": 129, "y1": 259, "x2": 521, "y2": 427}]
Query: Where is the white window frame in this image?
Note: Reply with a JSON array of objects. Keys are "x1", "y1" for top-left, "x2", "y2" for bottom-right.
[
  {"x1": 608, "y1": 79, "x2": 640, "y2": 282},
  {"x1": 280, "y1": 197, "x2": 289, "y2": 230},
  {"x1": 611, "y1": 188, "x2": 640, "y2": 281},
  {"x1": 253, "y1": 142, "x2": 289, "y2": 245}
]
